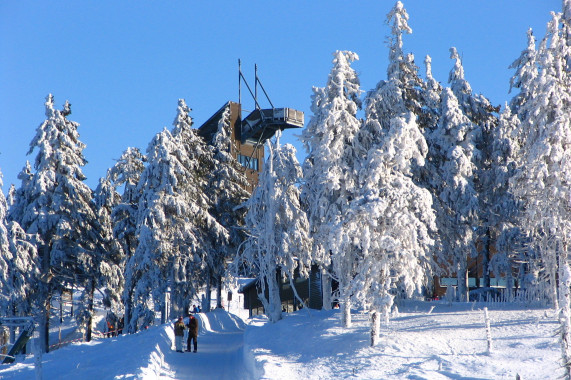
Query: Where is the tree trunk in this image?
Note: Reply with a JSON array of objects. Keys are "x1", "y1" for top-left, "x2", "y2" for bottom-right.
[
  {"x1": 86, "y1": 279, "x2": 95, "y2": 342},
  {"x1": 370, "y1": 310, "x2": 380, "y2": 347},
  {"x1": 558, "y1": 251, "x2": 571, "y2": 379},
  {"x1": 341, "y1": 298, "x2": 351, "y2": 328},
  {"x1": 39, "y1": 244, "x2": 52, "y2": 353},
  {"x1": 457, "y1": 263, "x2": 469, "y2": 302},
  {"x1": 552, "y1": 265, "x2": 560, "y2": 310},
  {"x1": 204, "y1": 278, "x2": 212, "y2": 313},
  {"x1": 267, "y1": 268, "x2": 282, "y2": 323},
  {"x1": 124, "y1": 289, "x2": 133, "y2": 334},
  {"x1": 482, "y1": 228, "x2": 491, "y2": 288},
  {"x1": 321, "y1": 268, "x2": 332, "y2": 310},
  {"x1": 39, "y1": 292, "x2": 51, "y2": 353},
  {"x1": 216, "y1": 275, "x2": 223, "y2": 309}
]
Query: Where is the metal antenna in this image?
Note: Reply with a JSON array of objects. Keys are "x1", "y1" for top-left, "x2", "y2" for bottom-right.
[
  {"x1": 238, "y1": 59, "x2": 242, "y2": 105},
  {"x1": 255, "y1": 64, "x2": 258, "y2": 106}
]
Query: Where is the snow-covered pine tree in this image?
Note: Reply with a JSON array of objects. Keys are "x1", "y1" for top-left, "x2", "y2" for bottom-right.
[
  {"x1": 341, "y1": 2, "x2": 436, "y2": 342},
  {"x1": 170, "y1": 99, "x2": 228, "y2": 313},
  {"x1": 509, "y1": 28, "x2": 539, "y2": 118},
  {"x1": 509, "y1": 9, "x2": 571, "y2": 374},
  {"x1": 430, "y1": 88, "x2": 479, "y2": 302},
  {"x1": 414, "y1": 55, "x2": 445, "y2": 293},
  {"x1": 345, "y1": 111, "x2": 435, "y2": 346},
  {"x1": 233, "y1": 133, "x2": 311, "y2": 323},
  {"x1": 126, "y1": 100, "x2": 227, "y2": 332},
  {"x1": 204, "y1": 104, "x2": 249, "y2": 309},
  {"x1": 93, "y1": 172, "x2": 125, "y2": 320},
  {"x1": 0, "y1": 169, "x2": 40, "y2": 343},
  {"x1": 509, "y1": 9, "x2": 571, "y2": 310},
  {"x1": 0, "y1": 172, "x2": 40, "y2": 348},
  {"x1": 14, "y1": 95, "x2": 102, "y2": 352},
  {"x1": 301, "y1": 50, "x2": 362, "y2": 322},
  {"x1": 486, "y1": 105, "x2": 524, "y2": 295},
  {"x1": 109, "y1": 147, "x2": 145, "y2": 329},
  {"x1": 448, "y1": 47, "x2": 499, "y2": 291},
  {"x1": 365, "y1": 1, "x2": 425, "y2": 132},
  {"x1": 7, "y1": 161, "x2": 35, "y2": 227},
  {"x1": 125, "y1": 128, "x2": 193, "y2": 331}
]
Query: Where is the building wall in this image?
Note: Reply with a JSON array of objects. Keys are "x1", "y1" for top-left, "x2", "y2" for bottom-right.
[{"x1": 227, "y1": 102, "x2": 264, "y2": 193}]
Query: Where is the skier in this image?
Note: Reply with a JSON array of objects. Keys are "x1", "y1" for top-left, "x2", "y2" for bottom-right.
[
  {"x1": 174, "y1": 316, "x2": 186, "y2": 352},
  {"x1": 187, "y1": 314, "x2": 199, "y2": 353}
]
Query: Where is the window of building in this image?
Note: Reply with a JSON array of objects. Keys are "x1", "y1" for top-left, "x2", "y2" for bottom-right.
[{"x1": 238, "y1": 154, "x2": 259, "y2": 171}]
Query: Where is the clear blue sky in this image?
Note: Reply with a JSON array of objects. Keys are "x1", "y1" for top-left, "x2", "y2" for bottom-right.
[{"x1": 0, "y1": 1, "x2": 561, "y2": 192}]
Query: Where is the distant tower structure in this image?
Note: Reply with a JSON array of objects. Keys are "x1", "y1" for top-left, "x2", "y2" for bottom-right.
[{"x1": 197, "y1": 62, "x2": 304, "y2": 192}]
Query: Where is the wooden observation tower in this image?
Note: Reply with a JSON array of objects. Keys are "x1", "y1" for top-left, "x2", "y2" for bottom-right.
[{"x1": 198, "y1": 61, "x2": 304, "y2": 192}]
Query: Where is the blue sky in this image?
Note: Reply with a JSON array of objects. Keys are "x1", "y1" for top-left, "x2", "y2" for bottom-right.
[{"x1": 0, "y1": 1, "x2": 561, "y2": 192}]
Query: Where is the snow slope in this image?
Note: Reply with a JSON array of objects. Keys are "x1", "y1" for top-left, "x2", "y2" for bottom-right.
[{"x1": 0, "y1": 301, "x2": 560, "y2": 379}]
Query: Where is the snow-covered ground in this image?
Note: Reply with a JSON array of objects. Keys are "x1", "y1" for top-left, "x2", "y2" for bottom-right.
[{"x1": 0, "y1": 301, "x2": 560, "y2": 379}]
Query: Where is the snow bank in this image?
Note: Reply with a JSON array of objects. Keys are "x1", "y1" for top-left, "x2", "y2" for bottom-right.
[
  {"x1": 0, "y1": 323, "x2": 176, "y2": 379},
  {"x1": 243, "y1": 301, "x2": 560, "y2": 379}
]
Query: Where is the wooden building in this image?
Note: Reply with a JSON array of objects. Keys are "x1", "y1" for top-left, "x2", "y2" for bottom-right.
[
  {"x1": 197, "y1": 101, "x2": 303, "y2": 192},
  {"x1": 239, "y1": 266, "x2": 324, "y2": 317}
]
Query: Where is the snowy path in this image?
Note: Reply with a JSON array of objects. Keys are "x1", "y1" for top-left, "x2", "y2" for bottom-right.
[{"x1": 163, "y1": 310, "x2": 252, "y2": 380}]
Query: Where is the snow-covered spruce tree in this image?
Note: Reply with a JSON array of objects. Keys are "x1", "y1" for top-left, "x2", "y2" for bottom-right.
[
  {"x1": 508, "y1": 8, "x2": 571, "y2": 375},
  {"x1": 233, "y1": 133, "x2": 311, "y2": 323},
  {"x1": 13, "y1": 95, "x2": 104, "y2": 352},
  {"x1": 6, "y1": 161, "x2": 34, "y2": 225},
  {"x1": 365, "y1": 2, "x2": 425, "y2": 130},
  {"x1": 487, "y1": 106, "x2": 525, "y2": 295},
  {"x1": 125, "y1": 129, "x2": 192, "y2": 331},
  {"x1": 448, "y1": 47, "x2": 499, "y2": 290},
  {"x1": 509, "y1": 28, "x2": 539, "y2": 119},
  {"x1": 430, "y1": 88, "x2": 479, "y2": 302},
  {"x1": 93, "y1": 172, "x2": 125, "y2": 317},
  {"x1": 345, "y1": 111, "x2": 435, "y2": 346},
  {"x1": 126, "y1": 101, "x2": 227, "y2": 332},
  {"x1": 109, "y1": 147, "x2": 145, "y2": 329},
  {"x1": 170, "y1": 99, "x2": 228, "y2": 313},
  {"x1": 413, "y1": 55, "x2": 446, "y2": 293},
  {"x1": 300, "y1": 50, "x2": 362, "y2": 321},
  {"x1": 125, "y1": 129, "x2": 189, "y2": 331},
  {"x1": 509, "y1": 9, "x2": 571, "y2": 310},
  {"x1": 204, "y1": 104, "x2": 249, "y2": 309},
  {"x1": 0, "y1": 169, "x2": 41, "y2": 321}
]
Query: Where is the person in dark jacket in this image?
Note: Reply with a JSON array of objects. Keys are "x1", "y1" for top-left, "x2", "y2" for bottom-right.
[
  {"x1": 174, "y1": 316, "x2": 186, "y2": 352},
  {"x1": 187, "y1": 314, "x2": 199, "y2": 353}
]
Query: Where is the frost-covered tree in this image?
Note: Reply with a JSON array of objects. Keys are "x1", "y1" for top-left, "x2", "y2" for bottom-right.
[
  {"x1": 509, "y1": 17, "x2": 571, "y2": 371},
  {"x1": 430, "y1": 88, "x2": 479, "y2": 301},
  {"x1": 341, "y1": 1, "x2": 435, "y2": 341},
  {"x1": 6, "y1": 162, "x2": 34, "y2": 225},
  {"x1": 233, "y1": 134, "x2": 311, "y2": 323},
  {"x1": 345, "y1": 111, "x2": 435, "y2": 346},
  {"x1": 509, "y1": 28, "x2": 539, "y2": 118},
  {"x1": 109, "y1": 147, "x2": 145, "y2": 328},
  {"x1": 125, "y1": 129, "x2": 191, "y2": 331},
  {"x1": 126, "y1": 101, "x2": 227, "y2": 332},
  {"x1": 0, "y1": 170, "x2": 41, "y2": 320},
  {"x1": 365, "y1": 2, "x2": 425, "y2": 130},
  {"x1": 170, "y1": 99, "x2": 228, "y2": 313},
  {"x1": 448, "y1": 47, "x2": 499, "y2": 290},
  {"x1": 93, "y1": 172, "x2": 124, "y2": 316},
  {"x1": 204, "y1": 104, "x2": 249, "y2": 309},
  {"x1": 301, "y1": 50, "x2": 362, "y2": 319},
  {"x1": 487, "y1": 106, "x2": 525, "y2": 293},
  {"x1": 12, "y1": 95, "x2": 104, "y2": 352}
]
